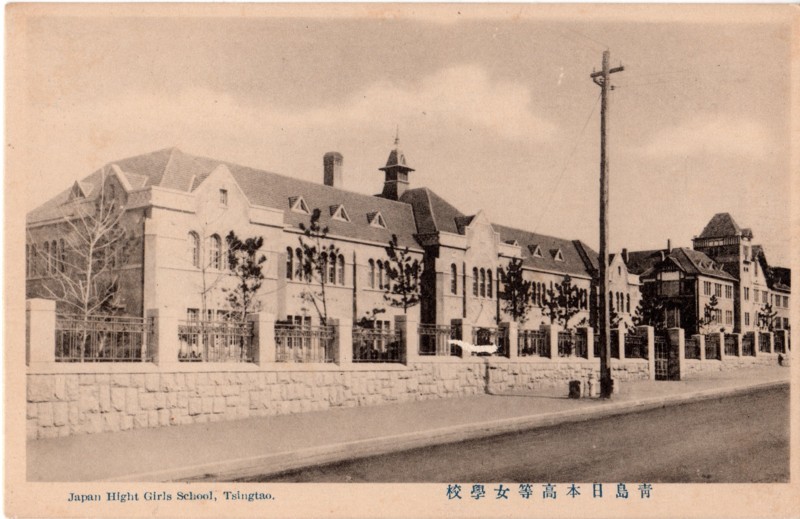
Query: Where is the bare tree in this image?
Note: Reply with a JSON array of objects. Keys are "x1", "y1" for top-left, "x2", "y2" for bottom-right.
[
  {"x1": 33, "y1": 181, "x2": 131, "y2": 321},
  {"x1": 382, "y1": 234, "x2": 421, "y2": 314}
]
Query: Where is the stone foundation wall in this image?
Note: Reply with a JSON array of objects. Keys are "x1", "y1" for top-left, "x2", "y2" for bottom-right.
[
  {"x1": 486, "y1": 359, "x2": 650, "y2": 393},
  {"x1": 27, "y1": 361, "x2": 490, "y2": 440},
  {"x1": 684, "y1": 354, "x2": 780, "y2": 376}
]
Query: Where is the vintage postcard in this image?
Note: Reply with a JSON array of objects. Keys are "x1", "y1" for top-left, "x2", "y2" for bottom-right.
[{"x1": 5, "y1": 3, "x2": 799, "y2": 518}]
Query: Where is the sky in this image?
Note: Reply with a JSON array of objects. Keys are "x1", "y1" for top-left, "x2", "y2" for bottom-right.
[{"x1": 12, "y1": 4, "x2": 793, "y2": 266}]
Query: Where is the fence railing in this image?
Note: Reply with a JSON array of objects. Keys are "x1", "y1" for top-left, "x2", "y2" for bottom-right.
[
  {"x1": 685, "y1": 336, "x2": 701, "y2": 360},
  {"x1": 353, "y1": 326, "x2": 403, "y2": 363},
  {"x1": 55, "y1": 314, "x2": 154, "y2": 362},
  {"x1": 471, "y1": 326, "x2": 508, "y2": 357},
  {"x1": 574, "y1": 332, "x2": 588, "y2": 359},
  {"x1": 177, "y1": 320, "x2": 254, "y2": 362},
  {"x1": 419, "y1": 324, "x2": 458, "y2": 356},
  {"x1": 557, "y1": 331, "x2": 580, "y2": 358},
  {"x1": 518, "y1": 329, "x2": 549, "y2": 357},
  {"x1": 624, "y1": 332, "x2": 647, "y2": 359},
  {"x1": 275, "y1": 324, "x2": 336, "y2": 363},
  {"x1": 774, "y1": 333, "x2": 786, "y2": 354},
  {"x1": 742, "y1": 333, "x2": 755, "y2": 357},
  {"x1": 759, "y1": 332, "x2": 771, "y2": 353},
  {"x1": 724, "y1": 334, "x2": 738, "y2": 357},
  {"x1": 705, "y1": 334, "x2": 720, "y2": 360},
  {"x1": 593, "y1": 333, "x2": 619, "y2": 358}
]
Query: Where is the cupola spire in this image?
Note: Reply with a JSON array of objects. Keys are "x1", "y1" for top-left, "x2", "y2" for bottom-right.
[{"x1": 380, "y1": 128, "x2": 414, "y2": 200}]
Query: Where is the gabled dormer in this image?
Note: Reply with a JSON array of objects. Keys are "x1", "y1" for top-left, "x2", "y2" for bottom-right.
[
  {"x1": 529, "y1": 244, "x2": 543, "y2": 258},
  {"x1": 552, "y1": 248, "x2": 564, "y2": 262},
  {"x1": 289, "y1": 196, "x2": 310, "y2": 215},
  {"x1": 69, "y1": 181, "x2": 92, "y2": 201},
  {"x1": 330, "y1": 204, "x2": 350, "y2": 223},
  {"x1": 505, "y1": 239, "x2": 519, "y2": 247},
  {"x1": 367, "y1": 211, "x2": 387, "y2": 229}
]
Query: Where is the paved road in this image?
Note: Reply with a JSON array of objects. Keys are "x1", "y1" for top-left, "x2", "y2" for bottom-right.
[{"x1": 238, "y1": 386, "x2": 789, "y2": 483}]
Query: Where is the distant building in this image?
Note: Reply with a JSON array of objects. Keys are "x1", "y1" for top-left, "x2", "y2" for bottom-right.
[{"x1": 625, "y1": 213, "x2": 790, "y2": 335}]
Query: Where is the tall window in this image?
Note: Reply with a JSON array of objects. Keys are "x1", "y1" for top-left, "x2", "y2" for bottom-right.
[
  {"x1": 744, "y1": 287, "x2": 750, "y2": 301},
  {"x1": 725, "y1": 285, "x2": 732, "y2": 299},
  {"x1": 337, "y1": 255, "x2": 345, "y2": 285},
  {"x1": 744, "y1": 312, "x2": 750, "y2": 326},
  {"x1": 368, "y1": 259, "x2": 376, "y2": 289},
  {"x1": 219, "y1": 189, "x2": 228, "y2": 206},
  {"x1": 328, "y1": 255, "x2": 336, "y2": 284},
  {"x1": 703, "y1": 281, "x2": 711, "y2": 296},
  {"x1": 714, "y1": 283, "x2": 721, "y2": 297},
  {"x1": 450, "y1": 264, "x2": 458, "y2": 294},
  {"x1": 487, "y1": 270, "x2": 493, "y2": 298},
  {"x1": 754, "y1": 289, "x2": 759, "y2": 302},
  {"x1": 208, "y1": 234, "x2": 222, "y2": 269},
  {"x1": 479, "y1": 269, "x2": 486, "y2": 297},
  {"x1": 286, "y1": 247, "x2": 293, "y2": 279},
  {"x1": 609, "y1": 291, "x2": 614, "y2": 311},
  {"x1": 626, "y1": 294, "x2": 630, "y2": 313},
  {"x1": 725, "y1": 310, "x2": 733, "y2": 325},
  {"x1": 472, "y1": 267, "x2": 479, "y2": 297},
  {"x1": 189, "y1": 232, "x2": 200, "y2": 268},
  {"x1": 377, "y1": 260, "x2": 384, "y2": 289}
]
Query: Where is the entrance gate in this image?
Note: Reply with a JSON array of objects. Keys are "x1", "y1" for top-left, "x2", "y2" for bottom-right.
[{"x1": 654, "y1": 334, "x2": 680, "y2": 381}]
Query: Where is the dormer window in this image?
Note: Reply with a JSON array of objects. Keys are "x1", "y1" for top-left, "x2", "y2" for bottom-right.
[
  {"x1": 529, "y1": 245, "x2": 543, "y2": 258},
  {"x1": 368, "y1": 211, "x2": 387, "y2": 229},
  {"x1": 330, "y1": 204, "x2": 350, "y2": 223},
  {"x1": 505, "y1": 239, "x2": 519, "y2": 247},
  {"x1": 552, "y1": 249, "x2": 564, "y2": 262},
  {"x1": 289, "y1": 196, "x2": 310, "y2": 215}
]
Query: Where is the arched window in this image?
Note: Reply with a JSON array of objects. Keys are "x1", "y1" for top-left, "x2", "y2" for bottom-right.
[
  {"x1": 480, "y1": 269, "x2": 486, "y2": 297},
  {"x1": 208, "y1": 234, "x2": 222, "y2": 269},
  {"x1": 286, "y1": 247, "x2": 293, "y2": 280},
  {"x1": 450, "y1": 264, "x2": 458, "y2": 295},
  {"x1": 189, "y1": 232, "x2": 200, "y2": 268},
  {"x1": 487, "y1": 270, "x2": 493, "y2": 298},
  {"x1": 295, "y1": 248, "x2": 303, "y2": 280},
  {"x1": 321, "y1": 253, "x2": 328, "y2": 283},
  {"x1": 337, "y1": 255, "x2": 345, "y2": 285},
  {"x1": 377, "y1": 260, "x2": 384, "y2": 289},
  {"x1": 43, "y1": 241, "x2": 50, "y2": 273},
  {"x1": 59, "y1": 239, "x2": 65, "y2": 272},
  {"x1": 328, "y1": 254, "x2": 336, "y2": 284},
  {"x1": 609, "y1": 291, "x2": 614, "y2": 311},
  {"x1": 368, "y1": 259, "x2": 376, "y2": 289},
  {"x1": 626, "y1": 294, "x2": 631, "y2": 313},
  {"x1": 472, "y1": 267, "x2": 478, "y2": 296}
]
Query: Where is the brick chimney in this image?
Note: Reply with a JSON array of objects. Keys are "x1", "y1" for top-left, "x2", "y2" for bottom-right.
[
  {"x1": 667, "y1": 239, "x2": 672, "y2": 253},
  {"x1": 323, "y1": 152, "x2": 343, "y2": 188}
]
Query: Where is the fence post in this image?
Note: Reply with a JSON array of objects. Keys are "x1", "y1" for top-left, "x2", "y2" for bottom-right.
[
  {"x1": 396, "y1": 314, "x2": 419, "y2": 365},
  {"x1": 581, "y1": 326, "x2": 594, "y2": 361},
  {"x1": 152, "y1": 309, "x2": 180, "y2": 366},
  {"x1": 332, "y1": 318, "x2": 352, "y2": 365},
  {"x1": 638, "y1": 326, "x2": 655, "y2": 380},
  {"x1": 452, "y1": 319, "x2": 472, "y2": 357},
  {"x1": 502, "y1": 321, "x2": 517, "y2": 360},
  {"x1": 248, "y1": 312, "x2": 275, "y2": 365},
  {"x1": 730, "y1": 333, "x2": 741, "y2": 358},
  {"x1": 541, "y1": 324, "x2": 560, "y2": 359},
  {"x1": 613, "y1": 328, "x2": 625, "y2": 359},
  {"x1": 715, "y1": 332, "x2": 725, "y2": 360},
  {"x1": 667, "y1": 327, "x2": 685, "y2": 380},
  {"x1": 693, "y1": 334, "x2": 706, "y2": 361},
  {"x1": 26, "y1": 299, "x2": 56, "y2": 365}
]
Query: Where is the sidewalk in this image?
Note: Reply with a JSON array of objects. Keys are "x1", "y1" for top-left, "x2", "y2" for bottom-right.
[{"x1": 27, "y1": 366, "x2": 790, "y2": 482}]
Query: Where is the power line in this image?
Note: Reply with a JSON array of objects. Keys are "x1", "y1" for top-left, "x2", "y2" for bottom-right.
[{"x1": 530, "y1": 91, "x2": 602, "y2": 234}]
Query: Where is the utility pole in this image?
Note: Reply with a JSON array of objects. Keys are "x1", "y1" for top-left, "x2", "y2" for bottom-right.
[{"x1": 591, "y1": 50, "x2": 623, "y2": 398}]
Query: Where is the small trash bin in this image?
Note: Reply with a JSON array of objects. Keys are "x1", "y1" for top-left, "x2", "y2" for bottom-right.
[{"x1": 568, "y1": 380, "x2": 581, "y2": 399}]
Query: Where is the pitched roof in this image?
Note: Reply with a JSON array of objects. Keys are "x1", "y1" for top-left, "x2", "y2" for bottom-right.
[
  {"x1": 28, "y1": 148, "x2": 420, "y2": 249},
  {"x1": 698, "y1": 213, "x2": 743, "y2": 239},
  {"x1": 627, "y1": 247, "x2": 737, "y2": 281}
]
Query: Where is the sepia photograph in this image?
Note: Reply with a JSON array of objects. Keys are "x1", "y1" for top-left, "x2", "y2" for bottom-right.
[{"x1": 5, "y1": 3, "x2": 798, "y2": 518}]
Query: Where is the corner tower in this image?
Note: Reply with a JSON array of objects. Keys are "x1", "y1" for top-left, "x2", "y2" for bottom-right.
[{"x1": 380, "y1": 131, "x2": 415, "y2": 201}]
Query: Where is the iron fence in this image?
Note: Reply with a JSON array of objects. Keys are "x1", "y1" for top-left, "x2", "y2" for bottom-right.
[
  {"x1": 177, "y1": 320, "x2": 254, "y2": 362},
  {"x1": 518, "y1": 329, "x2": 549, "y2": 357},
  {"x1": 685, "y1": 336, "x2": 701, "y2": 360},
  {"x1": 724, "y1": 334, "x2": 738, "y2": 356},
  {"x1": 557, "y1": 331, "x2": 579, "y2": 358},
  {"x1": 624, "y1": 332, "x2": 647, "y2": 359},
  {"x1": 774, "y1": 333, "x2": 786, "y2": 354},
  {"x1": 418, "y1": 324, "x2": 458, "y2": 356},
  {"x1": 55, "y1": 314, "x2": 153, "y2": 362},
  {"x1": 759, "y1": 332, "x2": 771, "y2": 353},
  {"x1": 705, "y1": 334, "x2": 720, "y2": 360},
  {"x1": 574, "y1": 332, "x2": 588, "y2": 359},
  {"x1": 353, "y1": 326, "x2": 404, "y2": 363},
  {"x1": 275, "y1": 324, "x2": 336, "y2": 363},
  {"x1": 471, "y1": 326, "x2": 509, "y2": 357},
  {"x1": 593, "y1": 332, "x2": 619, "y2": 358},
  {"x1": 742, "y1": 333, "x2": 755, "y2": 357}
]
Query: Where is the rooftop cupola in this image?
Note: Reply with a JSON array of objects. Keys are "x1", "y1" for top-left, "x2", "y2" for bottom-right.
[{"x1": 380, "y1": 129, "x2": 414, "y2": 200}]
